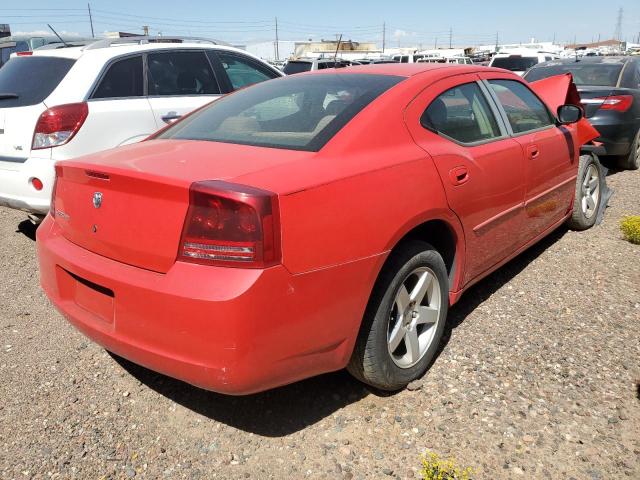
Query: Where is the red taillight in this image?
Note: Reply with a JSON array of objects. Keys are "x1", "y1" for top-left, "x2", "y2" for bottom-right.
[
  {"x1": 595, "y1": 95, "x2": 633, "y2": 112},
  {"x1": 17, "y1": 51, "x2": 33, "y2": 56},
  {"x1": 178, "y1": 181, "x2": 281, "y2": 268},
  {"x1": 32, "y1": 102, "x2": 89, "y2": 150}
]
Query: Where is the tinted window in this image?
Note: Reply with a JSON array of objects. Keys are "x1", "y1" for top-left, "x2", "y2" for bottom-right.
[
  {"x1": 158, "y1": 73, "x2": 403, "y2": 151},
  {"x1": 93, "y1": 56, "x2": 143, "y2": 99},
  {"x1": 147, "y1": 51, "x2": 219, "y2": 96},
  {"x1": 524, "y1": 62, "x2": 624, "y2": 87},
  {"x1": 421, "y1": 82, "x2": 501, "y2": 144},
  {"x1": 489, "y1": 79, "x2": 553, "y2": 134},
  {"x1": 0, "y1": 56, "x2": 75, "y2": 107},
  {"x1": 491, "y1": 56, "x2": 538, "y2": 71},
  {"x1": 283, "y1": 61, "x2": 312, "y2": 75},
  {"x1": 217, "y1": 52, "x2": 277, "y2": 90}
]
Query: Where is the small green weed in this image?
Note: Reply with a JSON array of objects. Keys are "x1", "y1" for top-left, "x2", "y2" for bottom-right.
[
  {"x1": 620, "y1": 216, "x2": 640, "y2": 245},
  {"x1": 420, "y1": 451, "x2": 475, "y2": 480}
]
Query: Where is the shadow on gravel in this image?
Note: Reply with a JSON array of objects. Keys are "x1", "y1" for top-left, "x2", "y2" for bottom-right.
[
  {"x1": 16, "y1": 219, "x2": 38, "y2": 241},
  {"x1": 111, "y1": 353, "x2": 370, "y2": 437},
  {"x1": 441, "y1": 225, "x2": 568, "y2": 347},
  {"x1": 110, "y1": 225, "x2": 569, "y2": 436}
]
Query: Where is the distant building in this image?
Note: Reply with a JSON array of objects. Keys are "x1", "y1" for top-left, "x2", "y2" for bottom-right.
[
  {"x1": 564, "y1": 39, "x2": 624, "y2": 50},
  {"x1": 0, "y1": 24, "x2": 10, "y2": 39},
  {"x1": 293, "y1": 39, "x2": 380, "y2": 59}
]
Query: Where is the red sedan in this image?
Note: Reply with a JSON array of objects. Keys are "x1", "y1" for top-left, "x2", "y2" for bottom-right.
[{"x1": 37, "y1": 64, "x2": 602, "y2": 394}]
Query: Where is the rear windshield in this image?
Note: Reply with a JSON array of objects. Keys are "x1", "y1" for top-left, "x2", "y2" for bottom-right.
[
  {"x1": 283, "y1": 61, "x2": 312, "y2": 75},
  {"x1": 158, "y1": 73, "x2": 403, "y2": 151},
  {"x1": 0, "y1": 56, "x2": 75, "y2": 107},
  {"x1": 524, "y1": 63, "x2": 624, "y2": 86},
  {"x1": 491, "y1": 56, "x2": 538, "y2": 72}
]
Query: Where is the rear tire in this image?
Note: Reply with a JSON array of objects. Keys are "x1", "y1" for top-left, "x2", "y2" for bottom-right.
[
  {"x1": 348, "y1": 240, "x2": 448, "y2": 391},
  {"x1": 566, "y1": 153, "x2": 604, "y2": 231},
  {"x1": 618, "y1": 128, "x2": 640, "y2": 170}
]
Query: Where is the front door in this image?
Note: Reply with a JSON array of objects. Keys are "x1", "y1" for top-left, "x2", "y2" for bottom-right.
[
  {"x1": 483, "y1": 76, "x2": 577, "y2": 237},
  {"x1": 405, "y1": 74, "x2": 527, "y2": 285}
]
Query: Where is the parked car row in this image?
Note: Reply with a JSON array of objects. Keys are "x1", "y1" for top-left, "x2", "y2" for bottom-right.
[{"x1": 0, "y1": 35, "x2": 636, "y2": 395}]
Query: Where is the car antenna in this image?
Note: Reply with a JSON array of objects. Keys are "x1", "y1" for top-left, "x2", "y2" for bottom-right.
[
  {"x1": 47, "y1": 24, "x2": 69, "y2": 47},
  {"x1": 333, "y1": 34, "x2": 343, "y2": 63}
]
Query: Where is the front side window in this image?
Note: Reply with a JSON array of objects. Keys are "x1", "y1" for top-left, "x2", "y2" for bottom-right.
[
  {"x1": 216, "y1": 52, "x2": 278, "y2": 90},
  {"x1": 147, "y1": 51, "x2": 219, "y2": 96},
  {"x1": 489, "y1": 79, "x2": 553, "y2": 134},
  {"x1": 421, "y1": 82, "x2": 501, "y2": 144},
  {"x1": 158, "y1": 73, "x2": 403, "y2": 151},
  {"x1": 92, "y1": 55, "x2": 143, "y2": 99}
]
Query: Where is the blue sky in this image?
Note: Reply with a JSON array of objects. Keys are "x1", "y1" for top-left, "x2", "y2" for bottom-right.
[{"x1": 3, "y1": 1, "x2": 640, "y2": 46}]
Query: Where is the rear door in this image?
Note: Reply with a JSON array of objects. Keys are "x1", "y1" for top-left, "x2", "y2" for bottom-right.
[
  {"x1": 483, "y1": 76, "x2": 576, "y2": 238},
  {"x1": 76, "y1": 55, "x2": 157, "y2": 156},
  {"x1": 146, "y1": 50, "x2": 223, "y2": 127},
  {"x1": 405, "y1": 74, "x2": 528, "y2": 284}
]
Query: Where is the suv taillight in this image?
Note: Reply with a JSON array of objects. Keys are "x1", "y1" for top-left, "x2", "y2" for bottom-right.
[
  {"x1": 32, "y1": 102, "x2": 89, "y2": 150},
  {"x1": 178, "y1": 181, "x2": 281, "y2": 268},
  {"x1": 595, "y1": 95, "x2": 633, "y2": 112}
]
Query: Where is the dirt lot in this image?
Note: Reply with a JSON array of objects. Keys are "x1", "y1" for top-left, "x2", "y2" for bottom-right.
[{"x1": 1, "y1": 167, "x2": 638, "y2": 479}]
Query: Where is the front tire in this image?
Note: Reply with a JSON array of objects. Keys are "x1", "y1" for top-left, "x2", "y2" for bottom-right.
[
  {"x1": 348, "y1": 240, "x2": 448, "y2": 391},
  {"x1": 566, "y1": 154, "x2": 604, "y2": 231}
]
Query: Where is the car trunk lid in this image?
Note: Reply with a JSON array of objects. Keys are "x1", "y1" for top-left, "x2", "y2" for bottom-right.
[
  {"x1": 577, "y1": 87, "x2": 631, "y2": 117},
  {"x1": 0, "y1": 104, "x2": 46, "y2": 167},
  {"x1": 53, "y1": 139, "x2": 310, "y2": 273}
]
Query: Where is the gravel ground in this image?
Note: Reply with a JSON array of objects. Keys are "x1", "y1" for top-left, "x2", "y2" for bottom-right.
[{"x1": 1, "y1": 167, "x2": 638, "y2": 480}]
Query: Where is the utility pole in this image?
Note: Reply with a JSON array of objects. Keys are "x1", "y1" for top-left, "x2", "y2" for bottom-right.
[
  {"x1": 333, "y1": 34, "x2": 342, "y2": 62},
  {"x1": 274, "y1": 17, "x2": 279, "y2": 61},
  {"x1": 382, "y1": 22, "x2": 386, "y2": 53},
  {"x1": 449, "y1": 27, "x2": 452, "y2": 48},
  {"x1": 614, "y1": 7, "x2": 623, "y2": 42},
  {"x1": 434, "y1": 36, "x2": 437, "y2": 49},
  {"x1": 495, "y1": 31, "x2": 499, "y2": 51},
  {"x1": 87, "y1": 3, "x2": 94, "y2": 38}
]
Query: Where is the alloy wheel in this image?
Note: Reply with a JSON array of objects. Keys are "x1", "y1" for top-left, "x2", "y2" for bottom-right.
[
  {"x1": 387, "y1": 267, "x2": 442, "y2": 368},
  {"x1": 580, "y1": 163, "x2": 600, "y2": 219}
]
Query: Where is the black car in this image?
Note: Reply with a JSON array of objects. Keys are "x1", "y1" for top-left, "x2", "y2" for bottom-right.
[{"x1": 524, "y1": 56, "x2": 640, "y2": 169}]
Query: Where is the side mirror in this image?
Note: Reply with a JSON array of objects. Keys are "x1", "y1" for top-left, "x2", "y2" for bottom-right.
[{"x1": 557, "y1": 104, "x2": 584, "y2": 125}]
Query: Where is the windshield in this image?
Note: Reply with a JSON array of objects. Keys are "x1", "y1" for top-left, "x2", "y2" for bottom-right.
[
  {"x1": 158, "y1": 73, "x2": 403, "y2": 151},
  {"x1": 491, "y1": 56, "x2": 538, "y2": 72},
  {"x1": 283, "y1": 61, "x2": 312, "y2": 75},
  {"x1": 524, "y1": 63, "x2": 624, "y2": 86},
  {"x1": 0, "y1": 56, "x2": 75, "y2": 107}
]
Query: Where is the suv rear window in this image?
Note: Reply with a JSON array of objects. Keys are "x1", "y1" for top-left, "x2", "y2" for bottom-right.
[
  {"x1": 491, "y1": 56, "x2": 538, "y2": 72},
  {"x1": 283, "y1": 61, "x2": 312, "y2": 75},
  {"x1": 158, "y1": 73, "x2": 403, "y2": 151},
  {"x1": 0, "y1": 56, "x2": 75, "y2": 107},
  {"x1": 524, "y1": 63, "x2": 624, "y2": 86}
]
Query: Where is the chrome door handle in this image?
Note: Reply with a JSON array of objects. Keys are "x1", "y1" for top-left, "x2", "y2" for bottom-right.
[{"x1": 161, "y1": 112, "x2": 182, "y2": 124}]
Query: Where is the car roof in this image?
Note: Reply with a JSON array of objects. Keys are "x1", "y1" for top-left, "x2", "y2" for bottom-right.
[
  {"x1": 30, "y1": 41, "x2": 249, "y2": 61},
  {"x1": 314, "y1": 63, "x2": 506, "y2": 77}
]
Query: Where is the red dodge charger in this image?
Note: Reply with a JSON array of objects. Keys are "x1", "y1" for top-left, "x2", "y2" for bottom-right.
[{"x1": 37, "y1": 64, "x2": 602, "y2": 394}]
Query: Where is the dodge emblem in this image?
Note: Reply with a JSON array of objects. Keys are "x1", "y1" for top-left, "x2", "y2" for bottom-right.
[{"x1": 93, "y1": 192, "x2": 103, "y2": 209}]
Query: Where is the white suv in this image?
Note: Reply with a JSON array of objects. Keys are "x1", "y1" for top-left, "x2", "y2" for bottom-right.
[{"x1": 0, "y1": 37, "x2": 282, "y2": 218}]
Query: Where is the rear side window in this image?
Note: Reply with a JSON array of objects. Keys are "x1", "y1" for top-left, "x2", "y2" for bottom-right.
[
  {"x1": 216, "y1": 52, "x2": 278, "y2": 90},
  {"x1": 491, "y1": 56, "x2": 538, "y2": 71},
  {"x1": 147, "y1": 51, "x2": 220, "y2": 96},
  {"x1": 283, "y1": 61, "x2": 312, "y2": 75},
  {"x1": 421, "y1": 82, "x2": 501, "y2": 144},
  {"x1": 0, "y1": 56, "x2": 76, "y2": 107},
  {"x1": 158, "y1": 73, "x2": 403, "y2": 151},
  {"x1": 489, "y1": 79, "x2": 553, "y2": 134},
  {"x1": 92, "y1": 56, "x2": 143, "y2": 99}
]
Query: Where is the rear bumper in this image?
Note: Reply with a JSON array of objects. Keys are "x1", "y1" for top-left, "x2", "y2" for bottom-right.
[
  {"x1": 37, "y1": 216, "x2": 382, "y2": 394},
  {"x1": 0, "y1": 157, "x2": 54, "y2": 214},
  {"x1": 590, "y1": 120, "x2": 638, "y2": 156}
]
